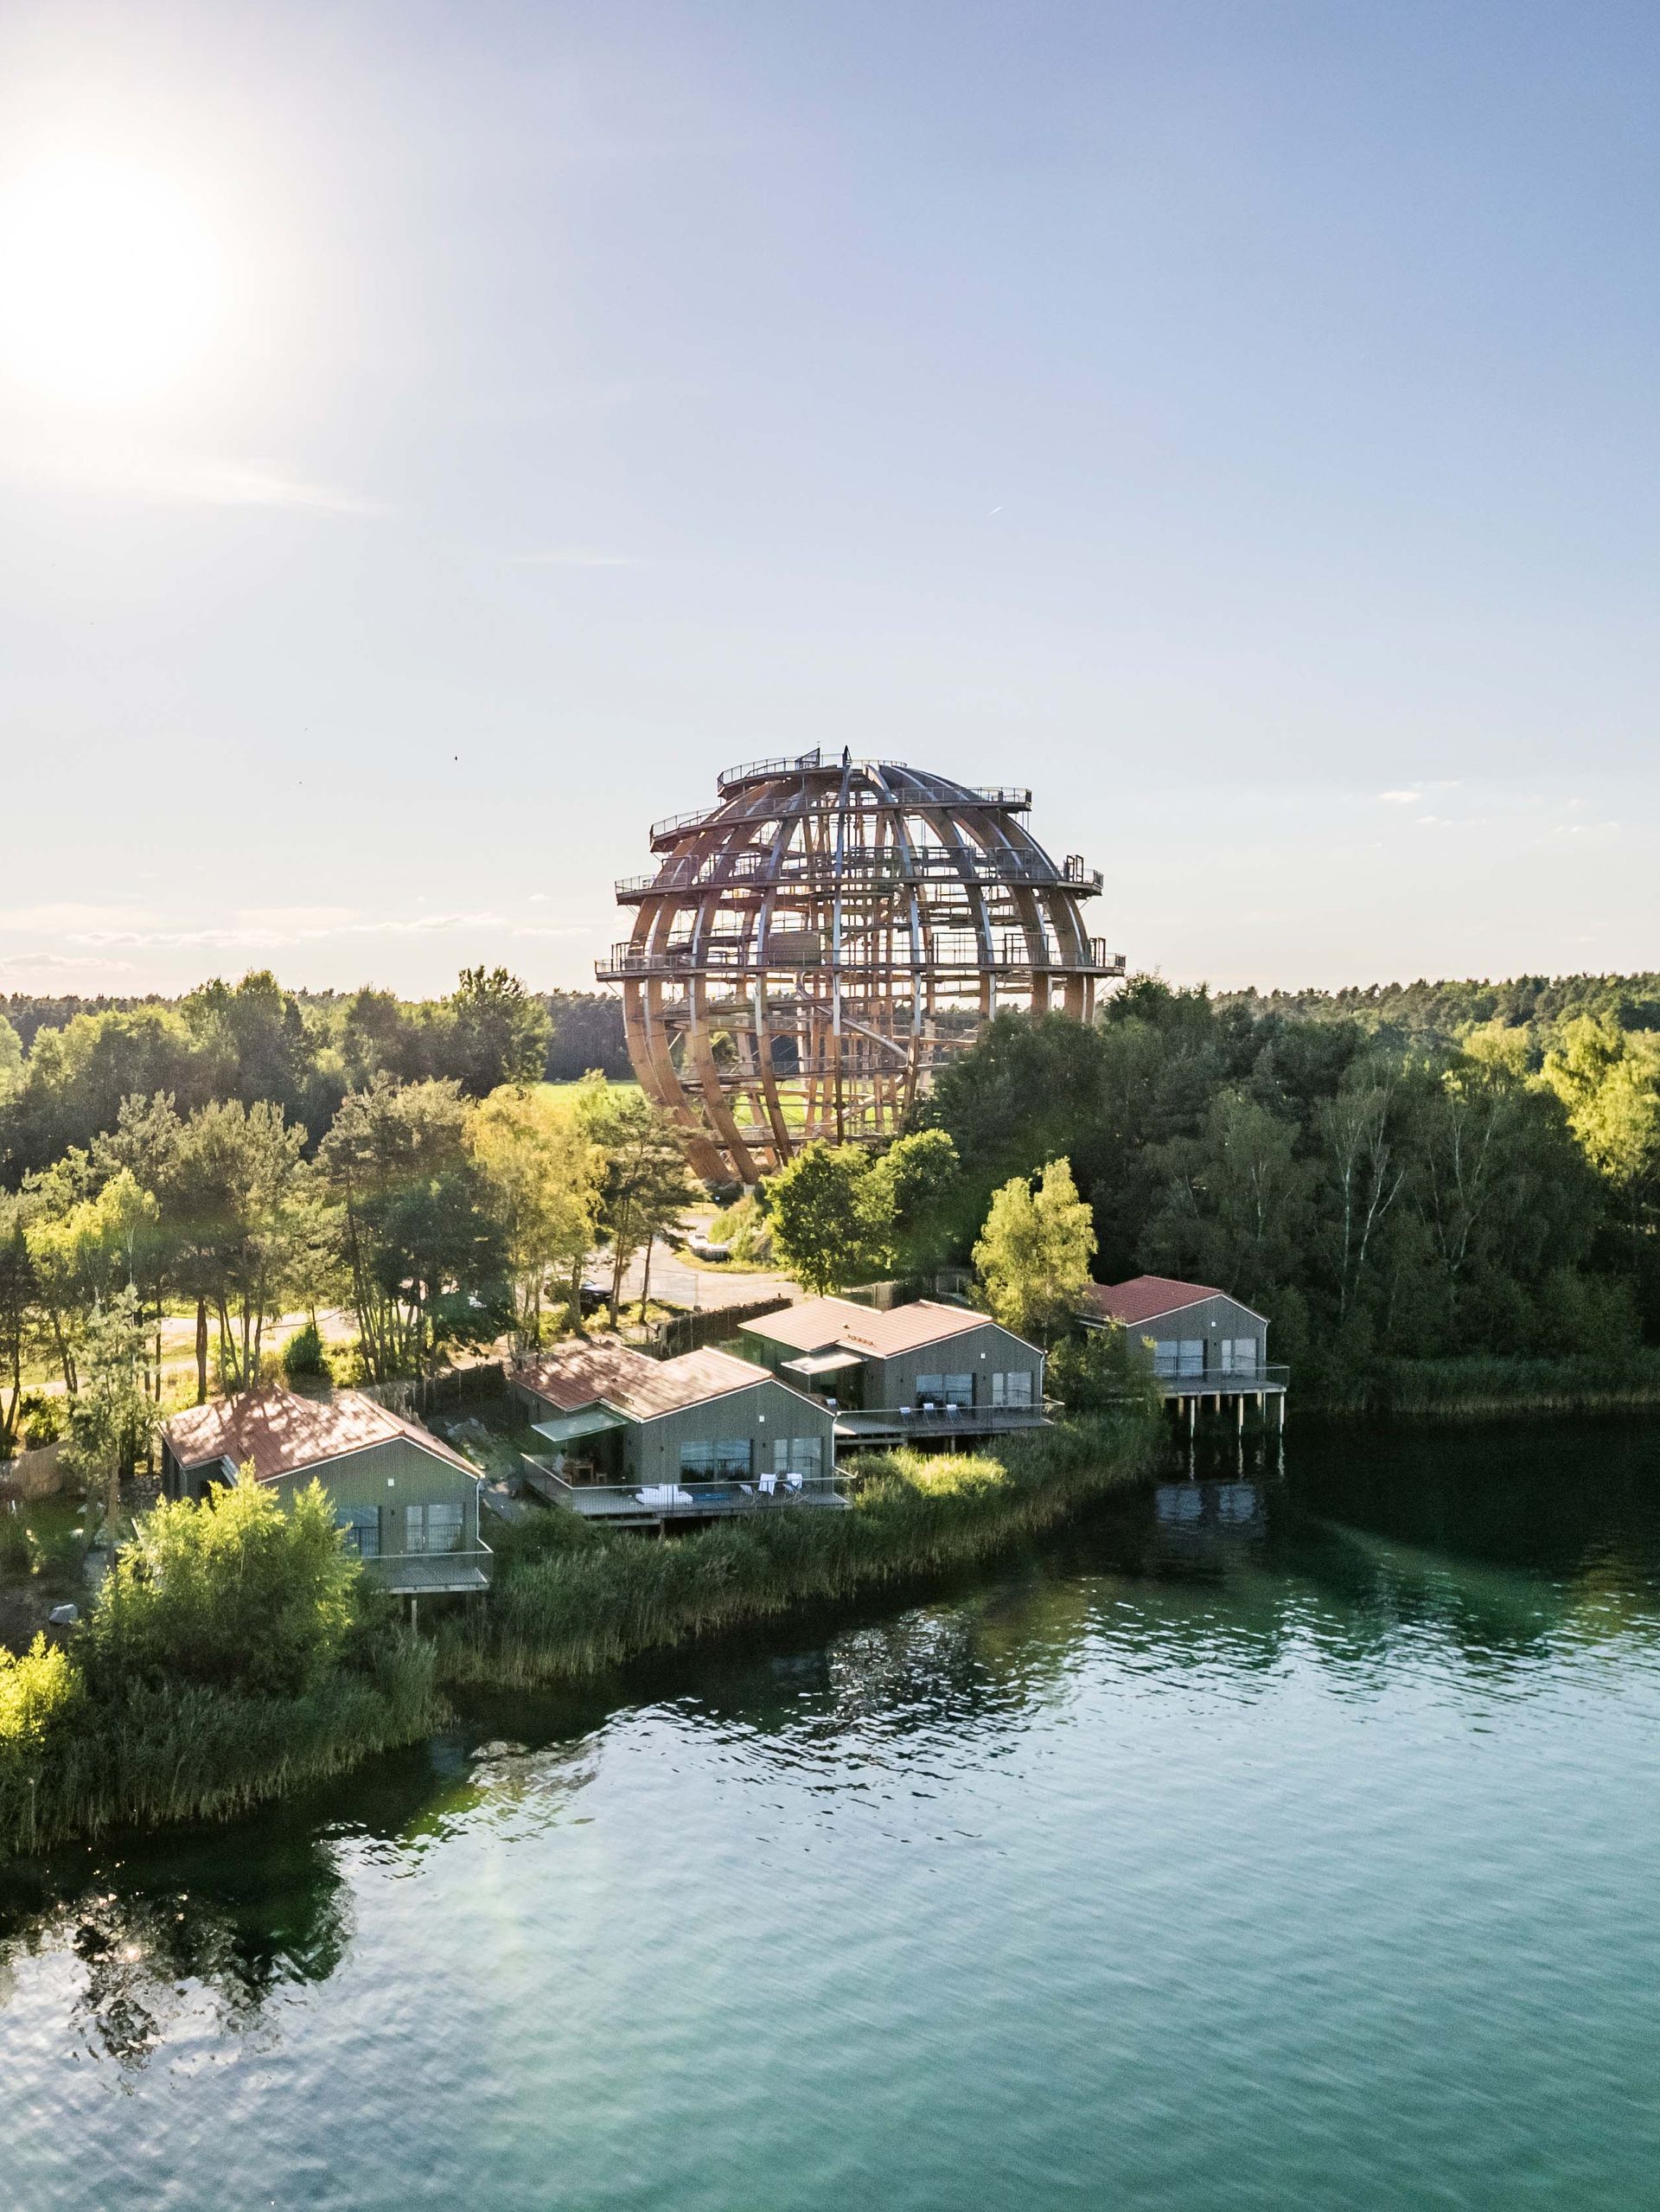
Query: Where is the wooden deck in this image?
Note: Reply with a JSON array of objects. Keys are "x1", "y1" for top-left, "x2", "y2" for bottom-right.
[{"x1": 523, "y1": 1461, "x2": 851, "y2": 1529}]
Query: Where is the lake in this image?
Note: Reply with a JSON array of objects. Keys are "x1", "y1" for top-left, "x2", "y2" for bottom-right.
[{"x1": 3, "y1": 1417, "x2": 1659, "y2": 2211}]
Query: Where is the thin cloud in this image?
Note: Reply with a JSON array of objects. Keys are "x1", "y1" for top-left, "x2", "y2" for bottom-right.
[
  {"x1": 2, "y1": 908, "x2": 512, "y2": 954},
  {"x1": 9, "y1": 448, "x2": 386, "y2": 515},
  {"x1": 0, "y1": 951, "x2": 137, "y2": 977},
  {"x1": 505, "y1": 547, "x2": 640, "y2": 568},
  {"x1": 1376, "y1": 790, "x2": 1421, "y2": 805}
]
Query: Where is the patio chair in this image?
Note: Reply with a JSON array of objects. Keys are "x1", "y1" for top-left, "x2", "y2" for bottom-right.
[{"x1": 784, "y1": 1472, "x2": 804, "y2": 1493}]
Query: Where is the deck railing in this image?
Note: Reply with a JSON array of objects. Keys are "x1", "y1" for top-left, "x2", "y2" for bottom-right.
[
  {"x1": 648, "y1": 785, "x2": 1034, "y2": 846},
  {"x1": 1151, "y1": 1365, "x2": 1290, "y2": 1395},
  {"x1": 362, "y1": 1542, "x2": 494, "y2": 1593},
  {"x1": 614, "y1": 852, "x2": 1104, "y2": 900},
  {"x1": 525, "y1": 1459, "x2": 847, "y2": 1518},
  {"x1": 597, "y1": 942, "x2": 1124, "y2": 981},
  {"x1": 829, "y1": 1403, "x2": 1053, "y2": 1439}
]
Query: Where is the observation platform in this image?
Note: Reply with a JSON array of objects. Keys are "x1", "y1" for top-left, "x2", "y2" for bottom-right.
[
  {"x1": 597, "y1": 943, "x2": 1126, "y2": 981},
  {"x1": 615, "y1": 851, "x2": 1103, "y2": 903}
]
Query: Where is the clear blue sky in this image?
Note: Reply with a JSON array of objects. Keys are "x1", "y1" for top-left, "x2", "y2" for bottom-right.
[{"x1": 1, "y1": 1, "x2": 1655, "y2": 998}]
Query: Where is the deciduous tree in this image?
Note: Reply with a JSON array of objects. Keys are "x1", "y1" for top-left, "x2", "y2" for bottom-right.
[
  {"x1": 765, "y1": 1141, "x2": 893, "y2": 1298},
  {"x1": 973, "y1": 1158, "x2": 1095, "y2": 1342},
  {"x1": 470, "y1": 1086, "x2": 603, "y2": 1347}
]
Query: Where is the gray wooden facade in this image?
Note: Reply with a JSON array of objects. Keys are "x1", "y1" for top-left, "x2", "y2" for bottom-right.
[
  {"x1": 741, "y1": 1306, "x2": 1047, "y2": 1440},
  {"x1": 163, "y1": 1434, "x2": 489, "y2": 1594},
  {"x1": 513, "y1": 1372, "x2": 836, "y2": 1484},
  {"x1": 1126, "y1": 1293, "x2": 1267, "y2": 1382}
]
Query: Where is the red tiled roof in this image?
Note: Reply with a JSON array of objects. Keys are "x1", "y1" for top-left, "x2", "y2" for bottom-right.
[
  {"x1": 1082, "y1": 1275, "x2": 1262, "y2": 1327},
  {"x1": 161, "y1": 1388, "x2": 476, "y2": 1484},
  {"x1": 740, "y1": 1295, "x2": 1014, "y2": 1358},
  {"x1": 514, "y1": 1343, "x2": 780, "y2": 1422}
]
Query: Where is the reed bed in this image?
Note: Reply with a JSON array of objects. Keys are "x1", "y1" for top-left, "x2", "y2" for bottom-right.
[
  {"x1": 1311, "y1": 1350, "x2": 1660, "y2": 1421},
  {"x1": 1, "y1": 1416, "x2": 1158, "y2": 1859},
  {"x1": 437, "y1": 1411, "x2": 1161, "y2": 1689},
  {"x1": 0, "y1": 1629, "x2": 438, "y2": 1860}
]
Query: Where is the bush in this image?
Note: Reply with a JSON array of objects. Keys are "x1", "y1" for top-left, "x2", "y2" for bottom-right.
[
  {"x1": 704, "y1": 1192, "x2": 775, "y2": 1266},
  {"x1": 282, "y1": 1320, "x2": 332, "y2": 1384},
  {"x1": 0, "y1": 1634, "x2": 82, "y2": 1753},
  {"x1": 0, "y1": 1509, "x2": 33, "y2": 1578},
  {"x1": 18, "y1": 1392, "x2": 62, "y2": 1448},
  {"x1": 84, "y1": 1475, "x2": 362, "y2": 1699},
  {"x1": 1047, "y1": 1325, "x2": 1165, "y2": 1417}
]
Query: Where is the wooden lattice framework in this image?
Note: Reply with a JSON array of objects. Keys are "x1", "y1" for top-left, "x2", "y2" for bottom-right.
[{"x1": 596, "y1": 751, "x2": 1123, "y2": 1183}]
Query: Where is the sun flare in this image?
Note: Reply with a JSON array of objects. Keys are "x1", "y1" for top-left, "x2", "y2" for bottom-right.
[{"x1": 0, "y1": 150, "x2": 224, "y2": 404}]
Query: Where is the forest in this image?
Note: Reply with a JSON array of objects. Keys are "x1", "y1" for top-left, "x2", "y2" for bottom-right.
[
  {"x1": 2, "y1": 962, "x2": 1658, "y2": 1450},
  {"x1": 0, "y1": 975, "x2": 629, "y2": 1170},
  {"x1": 0, "y1": 968, "x2": 689, "y2": 1461},
  {"x1": 913, "y1": 975, "x2": 1660, "y2": 1399}
]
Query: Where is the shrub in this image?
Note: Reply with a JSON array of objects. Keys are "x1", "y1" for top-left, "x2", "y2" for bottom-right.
[
  {"x1": 705, "y1": 1192, "x2": 775, "y2": 1266},
  {"x1": 84, "y1": 1474, "x2": 361, "y2": 1700},
  {"x1": 0, "y1": 1635, "x2": 82, "y2": 1756},
  {"x1": 0, "y1": 1509, "x2": 33, "y2": 1578},
  {"x1": 1048, "y1": 1324, "x2": 1165, "y2": 1417},
  {"x1": 282, "y1": 1320, "x2": 331, "y2": 1384},
  {"x1": 18, "y1": 1392, "x2": 63, "y2": 1448}
]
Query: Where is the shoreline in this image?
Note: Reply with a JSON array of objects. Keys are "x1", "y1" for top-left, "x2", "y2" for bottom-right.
[{"x1": 0, "y1": 1412, "x2": 1161, "y2": 1863}]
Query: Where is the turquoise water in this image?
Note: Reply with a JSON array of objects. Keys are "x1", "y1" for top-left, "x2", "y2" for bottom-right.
[{"x1": 4, "y1": 1419, "x2": 1660, "y2": 2211}]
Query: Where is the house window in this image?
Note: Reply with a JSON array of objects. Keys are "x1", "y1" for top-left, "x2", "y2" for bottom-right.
[
  {"x1": 1222, "y1": 1339, "x2": 1259, "y2": 1377},
  {"x1": 772, "y1": 1436, "x2": 823, "y2": 1478},
  {"x1": 337, "y1": 1506, "x2": 380, "y2": 1559},
  {"x1": 405, "y1": 1501, "x2": 464, "y2": 1554},
  {"x1": 991, "y1": 1371, "x2": 1034, "y2": 1409},
  {"x1": 916, "y1": 1372, "x2": 974, "y2": 1408},
  {"x1": 1155, "y1": 1339, "x2": 1204, "y2": 1378},
  {"x1": 680, "y1": 1438, "x2": 754, "y2": 1480}
]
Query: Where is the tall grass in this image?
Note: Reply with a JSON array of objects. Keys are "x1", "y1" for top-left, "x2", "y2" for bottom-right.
[
  {"x1": 0, "y1": 1621, "x2": 438, "y2": 1861},
  {"x1": 1, "y1": 1414, "x2": 1159, "y2": 1858},
  {"x1": 438, "y1": 1411, "x2": 1161, "y2": 1688},
  {"x1": 1310, "y1": 1349, "x2": 1660, "y2": 1421}
]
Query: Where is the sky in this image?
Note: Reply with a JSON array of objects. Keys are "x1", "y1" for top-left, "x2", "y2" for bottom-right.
[{"x1": 1, "y1": 0, "x2": 1656, "y2": 1001}]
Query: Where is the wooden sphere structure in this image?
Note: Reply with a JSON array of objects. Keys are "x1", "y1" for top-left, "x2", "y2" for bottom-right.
[{"x1": 597, "y1": 751, "x2": 1122, "y2": 1183}]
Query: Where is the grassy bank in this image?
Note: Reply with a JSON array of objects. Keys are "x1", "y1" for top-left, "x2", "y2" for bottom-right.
[
  {"x1": 437, "y1": 1410, "x2": 1162, "y2": 1689},
  {"x1": 1305, "y1": 1350, "x2": 1660, "y2": 1422}
]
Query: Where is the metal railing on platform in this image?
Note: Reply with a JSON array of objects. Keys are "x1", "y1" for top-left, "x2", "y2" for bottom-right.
[
  {"x1": 362, "y1": 1543, "x2": 494, "y2": 1593},
  {"x1": 648, "y1": 785, "x2": 1035, "y2": 847},
  {"x1": 597, "y1": 943, "x2": 1123, "y2": 980},
  {"x1": 1152, "y1": 1365, "x2": 1290, "y2": 1395},
  {"x1": 525, "y1": 1460, "x2": 847, "y2": 1518},
  {"x1": 830, "y1": 1404, "x2": 1052, "y2": 1439},
  {"x1": 615, "y1": 852, "x2": 1103, "y2": 901}
]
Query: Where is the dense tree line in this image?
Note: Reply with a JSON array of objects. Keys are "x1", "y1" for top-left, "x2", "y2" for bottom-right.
[
  {"x1": 0, "y1": 968, "x2": 687, "y2": 1458},
  {"x1": 908, "y1": 981, "x2": 1660, "y2": 1390},
  {"x1": 0, "y1": 971, "x2": 630, "y2": 1184},
  {"x1": 1223, "y1": 972, "x2": 1660, "y2": 1045}
]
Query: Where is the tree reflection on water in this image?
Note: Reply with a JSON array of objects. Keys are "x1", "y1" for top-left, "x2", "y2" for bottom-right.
[
  {"x1": 0, "y1": 1833, "x2": 353, "y2": 2069},
  {"x1": 1, "y1": 1417, "x2": 1654, "y2": 2068}
]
